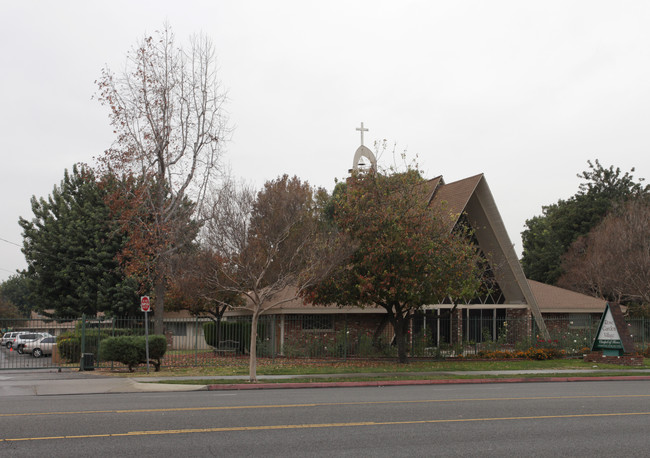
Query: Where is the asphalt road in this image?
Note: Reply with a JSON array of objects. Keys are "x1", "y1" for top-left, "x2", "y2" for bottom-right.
[{"x1": 1, "y1": 380, "x2": 649, "y2": 457}]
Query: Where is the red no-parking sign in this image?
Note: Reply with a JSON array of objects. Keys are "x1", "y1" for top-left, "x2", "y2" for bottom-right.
[{"x1": 140, "y1": 296, "x2": 151, "y2": 312}]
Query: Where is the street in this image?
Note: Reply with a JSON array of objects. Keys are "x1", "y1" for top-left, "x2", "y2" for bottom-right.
[{"x1": 1, "y1": 380, "x2": 649, "y2": 456}]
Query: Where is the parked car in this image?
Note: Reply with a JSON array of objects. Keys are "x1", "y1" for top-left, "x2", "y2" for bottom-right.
[
  {"x1": 2, "y1": 332, "x2": 21, "y2": 349},
  {"x1": 22, "y1": 336, "x2": 57, "y2": 358},
  {"x1": 11, "y1": 332, "x2": 52, "y2": 354}
]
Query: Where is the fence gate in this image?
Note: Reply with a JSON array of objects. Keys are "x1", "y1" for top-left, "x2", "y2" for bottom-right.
[{"x1": 0, "y1": 317, "x2": 76, "y2": 370}]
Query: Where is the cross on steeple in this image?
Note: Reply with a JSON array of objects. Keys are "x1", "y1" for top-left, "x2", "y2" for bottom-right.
[{"x1": 356, "y1": 122, "x2": 368, "y2": 146}]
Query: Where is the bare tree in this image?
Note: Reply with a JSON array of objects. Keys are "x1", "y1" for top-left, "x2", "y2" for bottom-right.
[
  {"x1": 96, "y1": 24, "x2": 228, "y2": 333},
  {"x1": 559, "y1": 197, "x2": 650, "y2": 311},
  {"x1": 203, "y1": 176, "x2": 350, "y2": 382}
]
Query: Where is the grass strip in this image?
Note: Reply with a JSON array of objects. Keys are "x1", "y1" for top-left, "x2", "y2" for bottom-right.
[
  {"x1": 107, "y1": 357, "x2": 648, "y2": 377},
  {"x1": 150, "y1": 371, "x2": 650, "y2": 385}
]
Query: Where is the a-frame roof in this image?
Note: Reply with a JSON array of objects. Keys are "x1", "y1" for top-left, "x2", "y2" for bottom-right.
[
  {"x1": 427, "y1": 174, "x2": 483, "y2": 229},
  {"x1": 426, "y1": 174, "x2": 548, "y2": 336}
]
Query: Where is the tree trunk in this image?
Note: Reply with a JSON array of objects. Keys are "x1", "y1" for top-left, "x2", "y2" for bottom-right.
[
  {"x1": 249, "y1": 311, "x2": 259, "y2": 382},
  {"x1": 387, "y1": 308, "x2": 410, "y2": 364},
  {"x1": 153, "y1": 276, "x2": 165, "y2": 335},
  {"x1": 394, "y1": 317, "x2": 409, "y2": 363}
]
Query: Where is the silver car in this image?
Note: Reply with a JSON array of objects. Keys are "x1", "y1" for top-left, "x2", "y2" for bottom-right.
[
  {"x1": 11, "y1": 332, "x2": 52, "y2": 354},
  {"x1": 22, "y1": 336, "x2": 57, "y2": 358},
  {"x1": 2, "y1": 332, "x2": 20, "y2": 349}
]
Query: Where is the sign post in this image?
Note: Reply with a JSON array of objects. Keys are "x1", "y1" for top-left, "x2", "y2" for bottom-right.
[{"x1": 141, "y1": 296, "x2": 151, "y2": 373}]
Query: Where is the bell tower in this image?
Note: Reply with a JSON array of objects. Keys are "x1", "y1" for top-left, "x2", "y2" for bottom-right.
[{"x1": 351, "y1": 122, "x2": 377, "y2": 171}]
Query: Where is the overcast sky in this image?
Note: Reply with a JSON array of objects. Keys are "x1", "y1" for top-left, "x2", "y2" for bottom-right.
[{"x1": 1, "y1": 1, "x2": 649, "y2": 282}]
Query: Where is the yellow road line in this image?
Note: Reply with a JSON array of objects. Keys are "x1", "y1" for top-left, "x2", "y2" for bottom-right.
[
  {"x1": 1, "y1": 394, "x2": 650, "y2": 418},
  {"x1": 2, "y1": 412, "x2": 649, "y2": 442}
]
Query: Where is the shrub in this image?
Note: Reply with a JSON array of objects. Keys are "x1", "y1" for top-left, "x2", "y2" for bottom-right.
[
  {"x1": 524, "y1": 346, "x2": 564, "y2": 360},
  {"x1": 470, "y1": 346, "x2": 565, "y2": 360},
  {"x1": 146, "y1": 335, "x2": 168, "y2": 362},
  {"x1": 203, "y1": 320, "x2": 268, "y2": 354},
  {"x1": 356, "y1": 334, "x2": 378, "y2": 357},
  {"x1": 477, "y1": 350, "x2": 515, "y2": 359},
  {"x1": 99, "y1": 336, "x2": 140, "y2": 371},
  {"x1": 56, "y1": 327, "x2": 141, "y2": 363},
  {"x1": 282, "y1": 334, "x2": 308, "y2": 357},
  {"x1": 57, "y1": 332, "x2": 81, "y2": 363},
  {"x1": 99, "y1": 335, "x2": 167, "y2": 371}
]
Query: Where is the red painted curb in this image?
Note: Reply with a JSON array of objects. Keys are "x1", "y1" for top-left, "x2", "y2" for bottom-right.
[{"x1": 206, "y1": 375, "x2": 650, "y2": 390}]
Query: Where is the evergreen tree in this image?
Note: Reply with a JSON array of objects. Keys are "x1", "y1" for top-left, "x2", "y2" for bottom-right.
[
  {"x1": 521, "y1": 160, "x2": 648, "y2": 284},
  {"x1": 0, "y1": 274, "x2": 34, "y2": 317},
  {"x1": 19, "y1": 165, "x2": 139, "y2": 317}
]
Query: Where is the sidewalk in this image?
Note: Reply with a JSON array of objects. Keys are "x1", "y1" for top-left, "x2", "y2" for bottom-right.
[
  {"x1": 136, "y1": 368, "x2": 650, "y2": 391},
  {"x1": 0, "y1": 369, "x2": 205, "y2": 396},
  {"x1": 2, "y1": 368, "x2": 650, "y2": 396}
]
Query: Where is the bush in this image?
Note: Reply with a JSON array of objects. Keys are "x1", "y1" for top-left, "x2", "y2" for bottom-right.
[
  {"x1": 524, "y1": 347, "x2": 564, "y2": 360},
  {"x1": 56, "y1": 327, "x2": 141, "y2": 363},
  {"x1": 203, "y1": 320, "x2": 268, "y2": 354},
  {"x1": 99, "y1": 335, "x2": 167, "y2": 371},
  {"x1": 57, "y1": 332, "x2": 81, "y2": 363},
  {"x1": 469, "y1": 346, "x2": 565, "y2": 360},
  {"x1": 99, "y1": 336, "x2": 140, "y2": 370}
]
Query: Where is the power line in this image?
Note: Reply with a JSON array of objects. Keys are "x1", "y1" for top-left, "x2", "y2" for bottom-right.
[{"x1": 0, "y1": 237, "x2": 22, "y2": 248}]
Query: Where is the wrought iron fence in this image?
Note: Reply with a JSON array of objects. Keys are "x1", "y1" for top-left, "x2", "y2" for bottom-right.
[{"x1": 1, "y1": 313, "x2": 648, "y2": 370}]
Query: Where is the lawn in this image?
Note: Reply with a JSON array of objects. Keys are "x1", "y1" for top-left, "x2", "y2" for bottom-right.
[{"x1": 102, "y1": 356, "x2": 650, "y2": 379}]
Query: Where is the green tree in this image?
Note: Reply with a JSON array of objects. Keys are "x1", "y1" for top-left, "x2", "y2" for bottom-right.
[
  {"x1": 19, "y1": 165, "x2": 139, "y2": 318},
  {"x1": 0, "y1": 297, "x2": 22, "y2": 320},
  {"x1": 0, "y1": 274, "x2": 34, "y2": 317},
  {"x1": 521, "y1": 160, "x2": 648, "y2": 284},
  {"x1": 303, "y1": 168, "x2": 483, "y2": 363}
]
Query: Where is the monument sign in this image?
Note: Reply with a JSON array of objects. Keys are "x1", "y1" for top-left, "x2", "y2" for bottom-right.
[{"x1": 591, "y1": 302, "x2": 634, "y2": 356}]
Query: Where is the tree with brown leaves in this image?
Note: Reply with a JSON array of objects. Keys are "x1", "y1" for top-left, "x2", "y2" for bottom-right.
[
  {"x1": 303, "y1": 168, "x2": 484, "y2": 363},
  {"x1": 558, "y1": 196, "x2": 650, "y2": 314},
  {"x1": 202, "y1": 176, "x2": 349, "y2": 381},
  {"x1": 96, "y1": 25, "x2": 228, "y2": 333},
  {"x1": 167, "y1": 248, "x2": 244, "y2": 325}
]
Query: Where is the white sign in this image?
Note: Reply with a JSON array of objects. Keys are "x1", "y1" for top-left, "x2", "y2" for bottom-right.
[
  {"x1": 597, "y1": 308, "x2": 621, "y2": 341},
  {"x1": 140, "y1": 296, "x2": 151, "y2": 312}
]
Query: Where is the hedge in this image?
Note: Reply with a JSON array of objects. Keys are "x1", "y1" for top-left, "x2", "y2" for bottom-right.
[
  {"x1": 98, "y1": 335, "x2": 167, "y2": 371},
  {"x1": 56, "y1": 328, "x2": 142, "y2": 363}
]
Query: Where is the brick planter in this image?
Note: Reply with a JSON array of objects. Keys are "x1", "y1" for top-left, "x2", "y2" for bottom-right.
[{"x1": 583, "y1": 351, "x2": 643, "y2": 366}]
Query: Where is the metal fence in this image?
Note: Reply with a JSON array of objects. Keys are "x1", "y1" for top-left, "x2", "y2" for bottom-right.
[{"x1": 1, "y1": 314, "x2": 649, "y2": 370}]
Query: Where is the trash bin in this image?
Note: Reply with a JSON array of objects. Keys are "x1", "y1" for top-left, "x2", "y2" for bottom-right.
[{"x1": 80, "y1": 353, "x2": 95, "y2": 371}]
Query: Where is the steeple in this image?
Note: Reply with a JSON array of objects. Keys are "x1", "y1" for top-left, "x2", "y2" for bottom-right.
[{"x1": 351, "y1": 122, "x2": 377, "y2": 171}]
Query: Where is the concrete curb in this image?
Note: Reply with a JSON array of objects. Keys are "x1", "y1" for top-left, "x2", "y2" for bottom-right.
[{"x1": 206, "y1": 375, "x2": 650, "y2": 391}]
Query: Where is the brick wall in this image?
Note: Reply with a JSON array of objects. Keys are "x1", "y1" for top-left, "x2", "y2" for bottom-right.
[
  {"x1": 505, "y1": 309, "x2": 530, "y2": 344},
  {"x1": 280, "y1": 314, "x2": 390, "y2": 356}
]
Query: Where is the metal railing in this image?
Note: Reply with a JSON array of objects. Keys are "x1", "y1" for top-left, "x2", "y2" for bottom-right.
[{"x1": 1, "y1": 314, "x2": 648, "y2": 370}]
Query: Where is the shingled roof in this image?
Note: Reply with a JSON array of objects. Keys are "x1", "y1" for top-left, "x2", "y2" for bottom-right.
[
  {"x1": 428, "y1": 174, "x2": 483, "y2": 228},
  {"x1": 528, "y1": 279, "x2": 606, "y2": 313}
]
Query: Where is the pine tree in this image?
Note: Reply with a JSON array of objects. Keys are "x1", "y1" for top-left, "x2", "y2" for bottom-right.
[{"x1": 19, "y1": 165, "x2": 139, "y2": 318}]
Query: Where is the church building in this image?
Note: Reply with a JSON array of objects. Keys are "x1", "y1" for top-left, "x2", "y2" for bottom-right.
[{"x1": 217, "y1": 124, "x2": 606, "y2": 352}]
